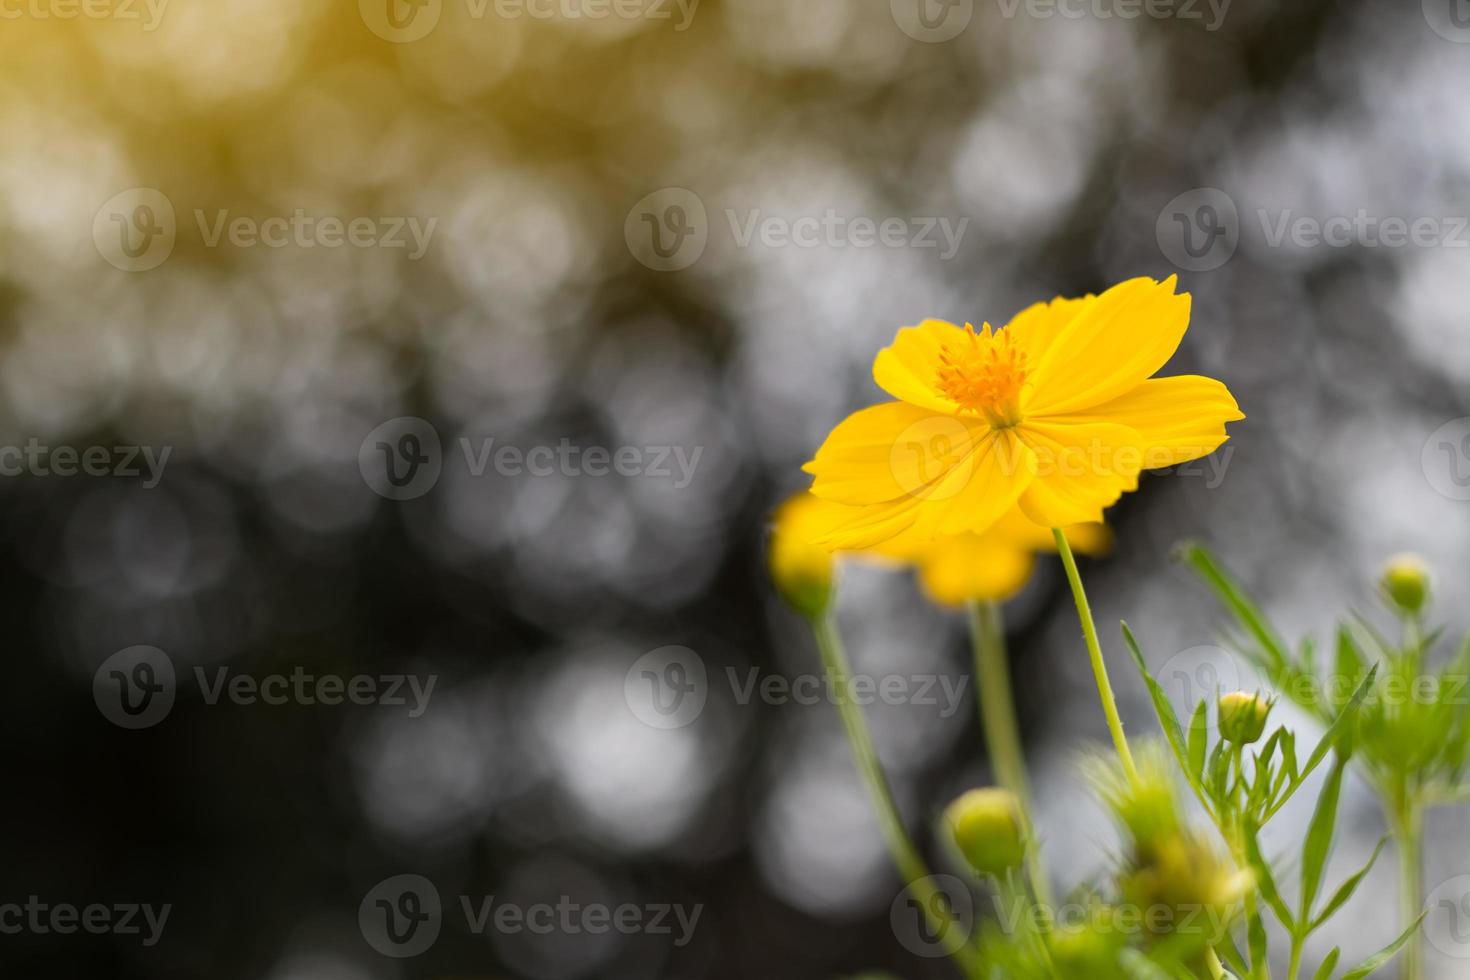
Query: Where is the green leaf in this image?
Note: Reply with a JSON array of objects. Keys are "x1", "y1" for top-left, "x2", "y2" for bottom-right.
[
  {"x1": 1188, "y1": 699, "x2": 1209, "y2": 783},
  {"x1": 1216, "y1": 933, "x2": 1249, "y2": 976},
  {"x1": 1247, "y1": 908, "x2": 1269, "y2": 976},
  {"x1": 1299, "y1": 755, "x2": 1349, "y2": 926},
  {"x1": 1309, "y1": 948, "x2": 1340, "y2": 980},
  {"x1": 1242, "y1": 823, "x2": 1294, "y2": 932},
  {"x1": 1178, "y1": 543, "x2": 1289, "y2": 675},
  {"x1": 1122, "y1": 622, "x2": 1211, "y2": 813},
  {"x1": 1266, "y1": 667, "x2": 1377, "y2": 821},
  {"x1": 1340, "y1": 910, "x2": 1429, "y2": 979},
  {"x1": 1311, "y1": 836, "x2": 1388, "y2": 931}
]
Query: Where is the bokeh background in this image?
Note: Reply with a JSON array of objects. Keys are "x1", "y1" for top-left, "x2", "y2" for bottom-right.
[{"x1": 2, "y1": 0, "x2": 1469, "y2": 976}]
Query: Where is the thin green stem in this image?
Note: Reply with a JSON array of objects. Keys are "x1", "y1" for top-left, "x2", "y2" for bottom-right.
[
  {"x1": 968, "y1": 599, "x2": 1053, "y2": 910},
  {"x1": 1052, "y1": 529, "x2": 1138, "y2": 783},
  {"x1": 812, "y1": 613, "x2": 985, "y2": 979},
  {"x1": 1391, "y1": 796, "x2": 1424, "y2": 980},
  {"x1": 1287, "y1": 937, "x2": 1303, "y2": 980},
  {"x1": 1205, "y1": 948, "x2": 1227, "y2": 979}
]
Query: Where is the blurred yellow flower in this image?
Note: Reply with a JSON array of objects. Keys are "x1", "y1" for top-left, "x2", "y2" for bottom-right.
[
  {"x1": 772, "y1": 492, "x2": 1107, "y2": 607},
  {"x1": 907, "y1": 511, "x2": 1109, "y2": 606},
  {"x1": 803, "y1": 276, "x2": 1243, "y2": 549},
  {"x1": 767, "y1": 492, "x2": 837, "y2": 618}
]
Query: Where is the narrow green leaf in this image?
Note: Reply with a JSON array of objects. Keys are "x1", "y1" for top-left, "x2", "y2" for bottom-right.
[
  {"x1": 1122, "y1": 622, "x2": 1210, "y2": 812},
  {"x1": 1299, "y1": 755, "x2": 1349, "y2": 924},
  {"x1": 1177, "y1": 542, "x2": 1289, "y2": 674},
  {"x1": 1216, "y1": 933, "x2": 1249, "y2": 976},
  {"x1": 1267, "y1": 667, "x2": 1377, "y2": 821},
  {"x1": 1340, "y1": 910, "x2": 1429, "y2": 980},
  {"x1": 1310, "y1": 948, "x2": 1340, "y2": 980},
  {"x1": 1247, "y1": 908, "x2": 1269, "y2": 975},
  {"x1": 1311, "y1": 836, "x2": 1388, "y2": 931},
  {"x1": 1242, "y1": 822, "x2": 1294, "y2": 931},
  {"x1": 1188, "y1": 699, "x2": 1209, "y2": 782}
]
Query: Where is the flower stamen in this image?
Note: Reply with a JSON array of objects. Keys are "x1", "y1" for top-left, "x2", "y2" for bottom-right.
[{"x1": 936, "y1": 323, "x2": 1027, "y2": 428}]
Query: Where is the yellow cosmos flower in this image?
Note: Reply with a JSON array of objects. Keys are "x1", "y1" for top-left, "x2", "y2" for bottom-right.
[
  {"x1": 768, "y1": 492, "x2": 838, "y2": 618},
  {"x1": 773, "y1": 492, "x2": 1108, "y2": 607},
  {"x1": 803, "y1": 276, "x2": 1243, "y2": 549},
  {"x1": 908, "y1": 511, "x2": 1109, "y2": 606}
]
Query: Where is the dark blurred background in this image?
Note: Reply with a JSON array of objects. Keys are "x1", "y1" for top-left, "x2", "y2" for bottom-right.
[{"x1": 1, "y1": 0, "x2": 1469, "y2": 976}]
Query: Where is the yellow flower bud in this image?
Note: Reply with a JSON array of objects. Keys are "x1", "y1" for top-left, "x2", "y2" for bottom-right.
[
  {"x1": 1380, "y1": 553, "x2": 1431, "y2": 615},
  {"x1": 945, "y1": 788, "x2": 1026, "y2": 878},
  {"x1": 768, "y1": 493, "x2": 835, "y2": 619},
  {"x1": 1218, "y1": 691, "x2": 1271, "y2": 745}
]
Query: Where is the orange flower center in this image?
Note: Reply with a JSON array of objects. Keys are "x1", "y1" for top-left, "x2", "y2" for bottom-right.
[{"x1": 936, "y1": 323, "x2": 1027, "y2": 427}]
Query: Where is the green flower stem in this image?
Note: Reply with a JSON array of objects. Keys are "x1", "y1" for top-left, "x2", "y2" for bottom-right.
[
  {"x1": 811, "y1": 612, "x2": 985, "y2": 979},
  {"x1": 1052, "y1": 529, "x2": 1138, "y2": 783},
  {"x1": 1391, "y1": 795, "x2": 1424, "y2": 980},
  {"x1": 968, "y1": 599, "x2": 1054, "y2": 910}
]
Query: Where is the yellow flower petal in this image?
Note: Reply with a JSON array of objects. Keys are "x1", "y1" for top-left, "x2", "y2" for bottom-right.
[
  {"x1": 1003, "y1": 294, "x2": 1091, "y2": 365},
  {"x1": 916, "y1": 535, "x2": 1036, "y2": 606},
  {"x1": 871, "y1": 319, "x2": 967, "y2": 412},
  {"x1": 1015, "y1": 420, "x2": 1144, "y2": 527},
  {"x1": 1052, "y1": 375, "x2": 1245, "y2": 469},
  {"x1": 811, "y1": 428, "x2": 1037, "y2": 549},
  {"x1": 768, "y1": 493, "x2": 835, "y2": 616},
  {"x1": 1024, "y1": 277, "x2": 1191, "y2": 417}
]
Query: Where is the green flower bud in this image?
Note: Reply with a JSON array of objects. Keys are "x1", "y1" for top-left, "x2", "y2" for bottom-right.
[
  {"x1": 945, "y1": 788, "x2": 1026, "y2": 878},
  {"x1": 1218, "y1": 691, "x2": 1271, "y2": 745},
  {"x1": 768, "y1": 494, "x2": 835, "y2": 619},
  {"x1": 1380, "y1": 553, "x2": 1431, "y2": 616}
]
